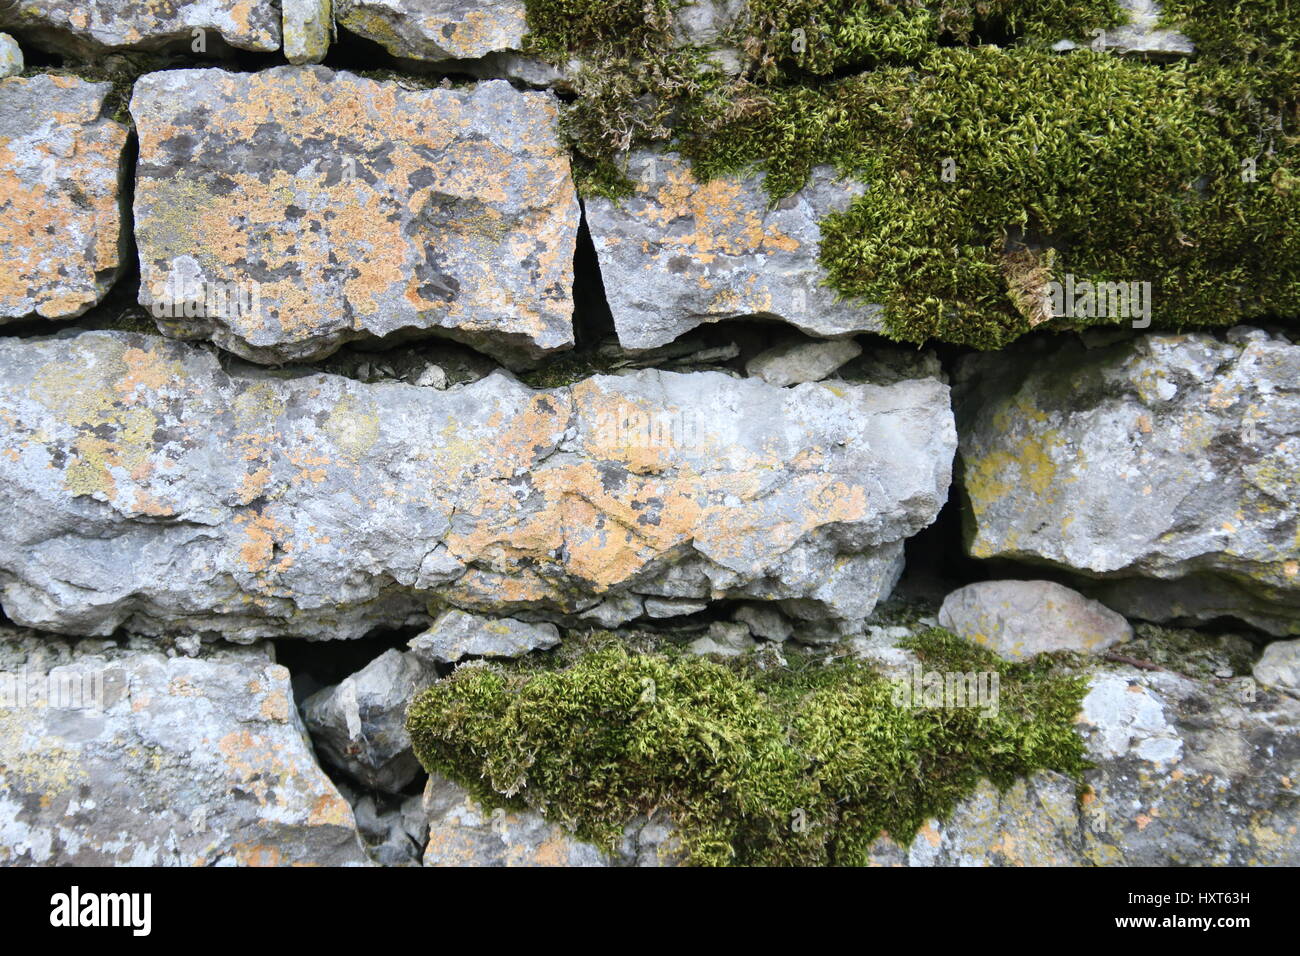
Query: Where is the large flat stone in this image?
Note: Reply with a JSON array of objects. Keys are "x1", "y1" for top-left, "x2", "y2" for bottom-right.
[
  {"x1": 0, "y1": 330, "x2": 953, "y2": 641},
  {"x1": 131, "y1": 68, "x2": 580, "y2": 367}
]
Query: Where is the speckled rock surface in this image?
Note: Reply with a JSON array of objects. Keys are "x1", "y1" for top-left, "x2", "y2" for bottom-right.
[
  {"x1": 303, "y1": 648, "x2": 435, "y2": 793},
  {"x1": 0, "y1": 628, "x2": 368, "y2": 865},
  {"x1": 131, "y1": 68, "x2": 580, "y2": 367},
  {"x1": 0, "y1": 75, "x2": 128, "y2": 323},
  {"x1": 868, "y1": 665, "x2": 1299, "y2": 865},
  {"x1": 408, "y1": 609, "x2": 560, "y2": 664},
  {"x1": 938, "y1": 580, "x2": 1132, "y2": 661},
  {"x1": 284, "y1": 0, "x2": 332, "y2": 64},
  {"x1": 0, "y1": 330, "x2": 954, "y2": 641},
  {"x1": 0, "y1": 0, "x2": 281, "y2": 56},
  {"x1": 585, "y1": 150, "x2": 885, "y2": 350},
  {"x1": 335, "y1": 0, "x2": 527, "y2": 63},
  {"x1": 958, "y1": 329, "x2": 1300, "y2": 636}
]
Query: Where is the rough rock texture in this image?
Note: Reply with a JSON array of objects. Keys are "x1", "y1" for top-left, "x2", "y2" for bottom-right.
[
  {"x1": 284, "y1": 0, "x2": 332, "y2": 64},
  {"x1": 335, "y1": 0, "x2": 527, "y2": 63},
  {"x1": 747, "y1": 337, "x2": 863, "y2": 387},
  {"x1": 0, "y1": 330, "x2": 954, "y2": 641},
  {"x1": 418, "y1": 773, "x2": 683, "y2": 866},
  {"x1": 870, "y1": 666, "x2": 1299, "y2": 865},
  {"x1": 302, "y1": 649, "x2": 434, "y2": 792},
  {"x1": 585, "y1": 150, "x2": 885, "y2": 350},
  {"x1": 1255, "y1": 640, "x2": 1300, "y2": 694},
  {"x1": 958, "y1": 329, "x2": 1300, "y2": 636},
  {"x1": 938, "y1": 580, "x2": 1132, "y2": 661},
  {"x1": 0, "y1": 33, "x2": 21, "y2": 77},
  {"x1": 131, "y1": 68, "x2": 580, "y2": 367},
  {"x1": 0, "y1": 0, "x2": 281, "y2": 56},
  {"x1": 0, "y1": 628, "x2": 368, "y2": 865},
  {"x1": 0, "y1": 75, "x2": 128, "y2": 323},
  {"x1": 408, "y1": 610, "x2": 560, "y2": 664}
]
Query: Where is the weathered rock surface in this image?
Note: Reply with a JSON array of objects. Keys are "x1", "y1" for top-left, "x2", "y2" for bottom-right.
[
  {"x1": 0, "y1": 75, "x2": 128, "y2": 323},
  {"x1": 0, "y1": 330, "x2": 954, "y2": 641},
  {"x1": 958, "y1": 329, "x2": 1300, "y2": 636},
  {"x1": 871, "y1": 666, "x2": 1298, "y2": 865},
  {"x1": 335, "y1": 0, "x2": 527, "y2": 63},
  {"x1": 585, "y1": 150, "x2": 884, "y2": 350},
  {"x1": 302, "y1": 648, "x2": 434, "y2": 792},
  {"x1": 0, "y1": 628, "x2": 368, "y2": 865},
  {"x1": 0, "y1": 33, "x2": 21, "y2": 77},
  {"x1": 1255, "y1": 639, "x2": 1300, "y2": 694},
  {"x1": 418, "y1": 773, "x2": 683, "y2": 866},
  {"x1": 746, "y1": 337, "x2": 863, "y2": 387},
  {"x1": 0, "y1": 0, "x2": 281, "y2": 56},
  {"x1": 938, "y1": 580, "x2": 1132, "y2": 661},
  {"x1": 408, "y1": 610, "x2": 560, "y2": 665},
  {"x1": 131, "y1": 68, "x2": 580, "y2": 367},
  {"x1": 284, "y1": 0, "x2": 332, "y2": 64}
]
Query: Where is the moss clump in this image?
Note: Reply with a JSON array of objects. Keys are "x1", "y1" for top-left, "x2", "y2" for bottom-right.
[
  {"x1": 406, "y1": 627, "x2": 1090, "y2": 866},
  {"x1": 523, "y1": 2, "x2": 1300, "y2": 347}
]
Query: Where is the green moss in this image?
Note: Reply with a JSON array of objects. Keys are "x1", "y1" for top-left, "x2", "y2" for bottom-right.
[
  {"x1": 406, "y1": 627, "x2": 1091, "y2": 866},
  {"x1": 523, "y1": 1, "x2": 1300, "y2": 346}
]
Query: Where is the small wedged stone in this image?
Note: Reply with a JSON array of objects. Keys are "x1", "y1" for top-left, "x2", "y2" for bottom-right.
[
  {"x1": 0, "y1": 330, "x2": 954, "y2": 641},
  {"x1": 958, "y1": 329, "x2": 1300, "y2": 636},
  {"x1": 302, "y1": 648, "x2": 436, "y2": 793},
  {"x1": 0, "y1": 0, "x2": 281, "y2": 56},
  {"x1": 0, "y1": 32, "x2": 21, "y2": 77},
  {"x1": 408, "y1": 609, "x2": 560, "y2": 664},
  {"x1": 131, "y1": 67, "x2": 580, "y2": 367},
  {"x1": 938, "y1": 580, "x2": 1132, "y2": 661},
  {"x1": 284, "y1": 0, "x2": 332, "y2": 64},
  {"x1": 746, "y1": 337, "x2": 863, "y2": 387},
  {"x1": 0, "y1": 75, "x2": 128, "y2": 323},
  {"x1": 0, "y1": 627, "x2": 368, "y2": 865},
  {"x1": 585, "y1": 150, "x2": 885, "y2": 350}
]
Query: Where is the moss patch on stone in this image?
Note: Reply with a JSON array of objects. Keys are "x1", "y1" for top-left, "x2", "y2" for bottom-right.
[
  {"x1": 524, "y1": 1, "x2": 1299, "y2": 349},
  {"x1": 406, "y1": 627, "x2": 1090, "y2": 865}
]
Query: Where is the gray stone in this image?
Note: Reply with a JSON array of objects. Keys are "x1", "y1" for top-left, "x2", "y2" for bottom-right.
[
  {"x1": 284, "y1": 0, "x2": 331, "y2": 64},
  {"x1": 0, "y1": 330, "x2": 953, "y2": 641},
  {"x1": 643, "y1": 597, "x2": 708, "y2": 619},
  {"x1": 0, "y1": 32, "x2": 21, "y2": 77},
  {"x1": 746, "y1": 337, "x2": 863, "y2": 387},
  {"x1": 0, "y1": 0, "x2": 281, "y2": 56},
  {"x1": 958, "y1": 329, "x2": 1300, "y2": 636},
  {"x1": 408, "y1": 610, "x2": 560, "y2": 664},
  {"x1": 586, "y1": 150, "x2": 885, "y2": 350},
  {"x1": 131, "y1": 68, "x2": 580, "y2": 367},
  {"x1": 871, "y1": 664, "x2": 1300, "y2": 865},
  {"x1": 938, "y1": 580, "x2": 1132, "y2": 661},
  {"x1": 0, "y1": 627, "x2": 368, "y2": 865},
  {"x1": 302, "y1": 648, "x2": 435, "y2": 792},
  {"x1": 335, "y1": 0, "x2": 527, "y2": 63},
  {"x1": 420, "y1": 773, "x2": 610, "y2": 866},
  {"x1": 687, "y1": 620, "x2": 756, "y2": 657},
  {"x1": 1255, "y1": 639, "x2": 1300, "y2": 694},
  {"x1": 732, "y1": 603, "x2": 793, "y2": 642},
  {"x1": 0, "y1": 75, "x2": 129, "y2": 322}
]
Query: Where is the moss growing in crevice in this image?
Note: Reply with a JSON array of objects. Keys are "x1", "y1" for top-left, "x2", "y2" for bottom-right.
[{"x1": 406, "y1": 627, "x2": 1090, "y2": 866}]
